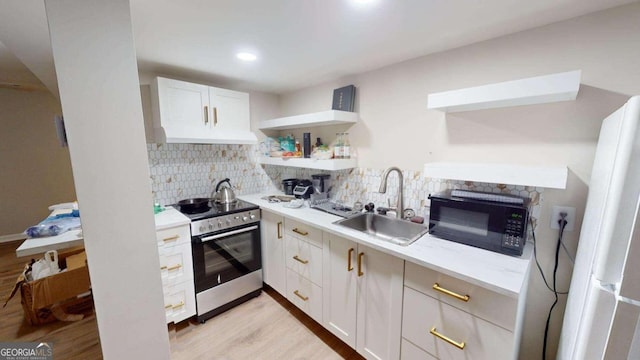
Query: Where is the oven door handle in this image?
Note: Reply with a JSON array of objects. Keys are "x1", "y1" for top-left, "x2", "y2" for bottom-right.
[{"x1": 200, "y1": 225, "x2": 259, "y2": 242}]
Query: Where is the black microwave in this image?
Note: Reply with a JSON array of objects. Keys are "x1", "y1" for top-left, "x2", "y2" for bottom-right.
[{"x1": 428, "y1": 190, "x2": 530, "y2": 256}]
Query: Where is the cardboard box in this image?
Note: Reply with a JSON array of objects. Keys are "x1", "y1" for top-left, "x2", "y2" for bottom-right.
[{"x1": 13, "y1": 249, "x2": 93, "y2": 325}]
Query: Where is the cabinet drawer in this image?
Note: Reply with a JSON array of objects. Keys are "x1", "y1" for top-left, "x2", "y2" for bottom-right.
[
  {"x1": 404, "y1": 261, "x2": 516, "y2": 331},
  {"x1": 402, "y1": 286, "x2": 514, "y2": 360},
  {"x1": 284, "y1": 218, "x2": 322, "y2": 247},
  {"x1": 285, "y1": 234, "x2": 322, "y2": 286},
  {"x1": 159, "y1": 242, "x2": 193, "y2": 284},
  {"x1": 156, "y1": 225, "x2": 191, "y2": 248},
  {"x1": 163, "y1": 279, "x2": 196, "y2": 324},
  {"x1": 286, "y1": 269, "x2": 322, "y2": 323},
  {"x1": 401, "y1": 339, "x2": 437, "y2": 360}
]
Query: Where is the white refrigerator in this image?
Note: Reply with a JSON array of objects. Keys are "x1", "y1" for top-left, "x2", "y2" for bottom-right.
[{"x1": 558, "y1": 96, "x2": 640, "y2": 359}]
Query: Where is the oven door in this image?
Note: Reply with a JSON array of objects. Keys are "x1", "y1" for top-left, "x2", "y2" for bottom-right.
[{"x1": 192, "y1": 223, "x2": 261, "y2": 294}]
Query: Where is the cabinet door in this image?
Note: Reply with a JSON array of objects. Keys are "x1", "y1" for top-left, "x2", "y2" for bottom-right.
[
  {"x1": 156, "y1": 77, "x2": 210, "y2": 132},
  {"x1": 208, "y1": 87, "x2": 250, "y2": 133},
  {"x1": 322, "y1": 233, "x2": 358, "y2": 348},
  {"x1": 356, "y1": 244, "x2": 404, "y2": 360},
  {"x1": 261, "y1": 211, "x2": 286, "y2": 295}
]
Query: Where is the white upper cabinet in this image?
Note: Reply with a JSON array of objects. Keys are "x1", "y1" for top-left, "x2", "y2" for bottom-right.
[
  {"x1": 427, "y1": 70, "x2": 581, "y2": 113},
  {"x1": 151, "y1": 77, "x2": 257, "y2": 144}
]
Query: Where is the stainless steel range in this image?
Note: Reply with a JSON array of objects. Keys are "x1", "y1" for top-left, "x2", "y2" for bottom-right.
[{"x1": 175, "y1": 200, "x2": 262, "y2": 323}]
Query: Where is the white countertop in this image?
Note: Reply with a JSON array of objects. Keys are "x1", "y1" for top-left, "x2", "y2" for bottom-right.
[
  {"x1": 16, "y1": 207, "x2": 190, "y2": 257},
  {"x1": 239, "y1": 193, "x2": 532, "y2": 298}
]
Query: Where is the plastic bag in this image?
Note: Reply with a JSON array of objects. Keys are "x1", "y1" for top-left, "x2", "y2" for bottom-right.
[{"x1": 25, "y1": 216, "x2": 81, "y2": 238}]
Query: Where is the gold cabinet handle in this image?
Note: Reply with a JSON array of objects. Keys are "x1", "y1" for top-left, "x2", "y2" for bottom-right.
[
  {"x1": 172, "y1": 301, "x2": 185, "y2": 309},
  {"x1": 293, "y1": 290, "x2": 309, "y2": 301},
  {"x1": 293, "y1": 255, "x2": 309, "y2": 264},
  {"x1": 204, "y1": 105, "x2": 209, "y2": 124},
  {"x1": 430, "y1": 327, "x2": 465, "y2": 350},
  {"x1": 160, "y1": 265, "x2": 168, "y2": 270},
  {"x1": 347, "y1": 248, "x2": 355, "y2": 271},
  {"x1": 357, "y1": 252, "x2": 364, "y2": 277},
  {"x1": 162, "y1": 235, "x2": 179, "y2": 242},
  {"x1": 164, "y1": 304, "x2": 172, "y2": 309},
  {"x1": 213, "y1": 107, "x2": 218, "y2": 126},
  {"x1": 292, "y1": 228, "x2": 309, "y2": 236},
  {"x1": 277, "y1": 221, "x2": 283, "y2": 239},
  {"x1": 433, "y1": 283, "x2": 470, "y2": 302},
  {"x1": 167, "y1": 264, "x2": 182, "y2": 271}
]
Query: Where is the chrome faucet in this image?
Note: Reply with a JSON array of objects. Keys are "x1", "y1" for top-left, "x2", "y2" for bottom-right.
[{"x1": 379, "y1": 166, "x2": 403, "y2": 219}]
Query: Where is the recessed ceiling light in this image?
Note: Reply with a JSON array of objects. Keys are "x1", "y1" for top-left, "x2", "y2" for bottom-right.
[{"x1": 236, "y1": 52, "x2": 257, "y2": 61}]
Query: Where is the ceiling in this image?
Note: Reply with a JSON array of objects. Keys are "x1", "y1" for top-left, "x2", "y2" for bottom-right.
[{"x1": 0, "y1": 0, "x2": 637, "y2": 95}]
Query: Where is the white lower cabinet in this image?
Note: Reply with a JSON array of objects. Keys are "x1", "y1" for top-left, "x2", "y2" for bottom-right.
[
  {"x1": 401, "y1": 339, "x2": 438, "y2": 360},
  {"x1": 156, "y1": 223, "x2": 196, "y2": 324},
  {"x1": 323, "y1": 233, "x2": 404, "y2": 360},
  {"x1": 402, "y1": 262, "x2": 520, "y2": 360},
  {"x1": 286, "y1": 268, "x2": 323, "y2": 323},
  {"x1": 261, "y1": 210, "x2": 286, "y2": 294}
]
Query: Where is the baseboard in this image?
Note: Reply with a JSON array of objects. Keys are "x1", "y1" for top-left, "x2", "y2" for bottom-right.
[{"x1": 0, "y1": 233, "x2": 26, "y2": 244}]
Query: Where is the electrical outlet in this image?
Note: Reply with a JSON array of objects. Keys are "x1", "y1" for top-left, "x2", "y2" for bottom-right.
[{"x1": 550, "y1": 206, "x2": 576, "y2": 231}]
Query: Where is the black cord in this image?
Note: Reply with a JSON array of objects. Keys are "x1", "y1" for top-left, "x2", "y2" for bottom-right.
[
  {"x1": 540, "y1": 218, "x2": 568, "y2": 360},
  {"x1": 530, "y1": 218, "x2": 569, "y2": 295}
]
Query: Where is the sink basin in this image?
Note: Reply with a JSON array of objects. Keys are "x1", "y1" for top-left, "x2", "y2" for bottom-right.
[{"x1": 333, "y1": 213, "x2": 429, "y2": 246}]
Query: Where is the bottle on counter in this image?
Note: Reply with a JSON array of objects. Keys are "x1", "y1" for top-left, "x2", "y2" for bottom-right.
[
  {"x1": 334, "y1": 133, "x2": 343, "y2": 159},
  {"x1": 342, "y1": 132, "x2": 350, "y2": 159}
]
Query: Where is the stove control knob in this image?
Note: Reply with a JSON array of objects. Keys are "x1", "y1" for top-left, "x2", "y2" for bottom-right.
[
  {"x1": 226, "y1": 219, "x2": 232, "y2": 225},
  {"x1": 242, "y1": 216, "x2": 248, "y2": 222},
  {"x1": 250, "y1": 214, "x2": 256, "y2": 220},
  {"x1": 199, "y1": 225, "x2": 205, "y2": 232},
  {"x1": 208, "y1": 222, "x2": 213, "y2": 230},
  {"x1": 218, "y1": 220, "x2": 223, "y2": 228},
  {"x1": 234, "y1": 216, "x2": 240, "y2": 220}
]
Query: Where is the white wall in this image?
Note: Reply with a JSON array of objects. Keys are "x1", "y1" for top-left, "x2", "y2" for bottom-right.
[
  {"x1": 45, "y1": 0, "x2": 170, "y2": 358},
  {"x1": 278, "y1": 3, "x2": 640, "y2": 359},
  {"x1": 0, "y1": 89, "x2": 75, "y2": 237}
]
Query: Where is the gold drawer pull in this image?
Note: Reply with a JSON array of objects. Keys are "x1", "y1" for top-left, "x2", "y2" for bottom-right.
[
  {"x1": 164, "y1": 304, "x2": 172, "y2": 309},
  {"x1": 160, "y1": 265, "x2": 168, "y2": 270},
  {"x1": 293, "y1": 290, "x2": 309, "y2": 301},
  {"x1": 347, "y1": 248, "x2": 355, "y2": 271},
  {"x1": 172, "y1": 301, "x2": 185, "y2": 309},
  {"x1": 357, "y1": 252, "x2": 364, "y2": 277},
  {"x1": 277, "y1": 221, "x2": 283, "y2": 239},
  {"x1": 162, "y1": 235, "x2": 180, "y2": 242},
  {"x1": 167, "y1": 264, "x2": 182, "y2": 271},
  {"x1": 213, "y1": 107, "x2": 218, "y2": 126},
  {"x1": 433, "y1": 283, "x2": 470, "y2": 302},
  {"x1": 292, "y1": 228, "x2": 309, "y2": 236},
  {"x1": 293, "y1": 255, "x2": 309, "y2": 264},
  {"x1": 430, "y1": 327, "x2": 465, "y2": 350},
  {"x1": 204, "y1": 105, "x2": 209, "y2": 124}
]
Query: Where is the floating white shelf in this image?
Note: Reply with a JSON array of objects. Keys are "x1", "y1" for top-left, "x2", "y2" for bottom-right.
[
  {"x1": 423, "y1": 162, "x2": 568, "y2": 189},
  {"x1": 259, "y1": 157, "x2": 357, "y2": 171},
  {"x1": 427, "y1": 70, "x2": 581, "y2": 113},
  {"x1": 259, "y1": 110, "x2": 358, "y2": 130}
]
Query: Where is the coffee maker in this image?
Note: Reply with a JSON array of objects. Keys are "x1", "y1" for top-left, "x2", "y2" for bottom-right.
[{"x1": 311, "y1": 174, "x2": 331, "y2": 195}]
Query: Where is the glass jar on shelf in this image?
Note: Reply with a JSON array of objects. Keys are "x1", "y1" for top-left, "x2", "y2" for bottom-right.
[
  {"x1": 334, "y1": 132, "x2": 343, "y2": 159},
  {"x1": 342, "y1": 132, "x2": 350, "y2": 159}
]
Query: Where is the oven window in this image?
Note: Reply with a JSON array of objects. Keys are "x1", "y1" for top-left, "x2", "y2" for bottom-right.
[
  {"x1": 203, "y1": 232, "x2": 255, "y2": 277},
  {"x1": 438, "y1": 207, "x2": 489, "y2": 236}
]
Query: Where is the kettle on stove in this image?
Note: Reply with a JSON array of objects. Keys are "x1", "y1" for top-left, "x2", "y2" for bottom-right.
[{"x1": 211, "y1": 178, "x2": 237, "y2": 204}]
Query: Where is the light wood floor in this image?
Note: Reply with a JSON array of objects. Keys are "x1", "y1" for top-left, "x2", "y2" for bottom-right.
[{"x1": 0, "y1": 240, "x2": 363, "y2": 359}]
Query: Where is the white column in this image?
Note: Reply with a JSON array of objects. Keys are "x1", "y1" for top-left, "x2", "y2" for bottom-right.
[{"x1": 44, "y1": 1, "x2": 170, "y2": 359}]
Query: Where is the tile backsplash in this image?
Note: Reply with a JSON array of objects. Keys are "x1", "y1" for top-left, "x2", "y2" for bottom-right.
[
  {"x1": 147, "y1": 143, "x2": 274, "y2": 205},
  {"x1": 147, "y1": 144, "x2": 542, "y2": 224}
]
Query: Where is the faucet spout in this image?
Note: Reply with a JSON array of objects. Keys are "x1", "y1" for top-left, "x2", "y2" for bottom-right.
[{"x1": 378, "y1": 166, "x2": 404, "y2": 219}]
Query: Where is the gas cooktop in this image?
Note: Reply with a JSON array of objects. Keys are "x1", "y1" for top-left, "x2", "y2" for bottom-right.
[{"x1": 172, "y1": 199, "x2": 259, "y2": 221}]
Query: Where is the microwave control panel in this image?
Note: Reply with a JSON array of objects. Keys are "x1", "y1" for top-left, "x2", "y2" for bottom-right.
[{"x1": 502, "y1": 212, "x2": 526, "y2": 250}]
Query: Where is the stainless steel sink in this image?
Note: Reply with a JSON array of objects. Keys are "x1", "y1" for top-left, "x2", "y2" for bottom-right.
[{"x1": 333, "y1": 213, "x2": 429, "y2": 246}]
